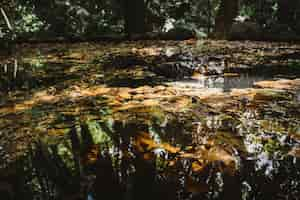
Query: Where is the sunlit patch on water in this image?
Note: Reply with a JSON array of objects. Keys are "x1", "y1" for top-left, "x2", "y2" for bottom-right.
[{"x1": 167, "y1": 74, "x2": 273, "y2": 92}]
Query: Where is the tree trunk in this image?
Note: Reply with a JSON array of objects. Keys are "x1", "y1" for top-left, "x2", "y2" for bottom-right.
[
  {"x1": 32, "y1": 0, "x2": 69, "y2": 36},
  {"x1": 214, "y1": 0, "x2": 239, "y2": 39},
  {"x1": 123, "y1": 0, "x2": 146, "y2": 36},
  {"x1": 277, "y1": 0, "x2": 297, "y2": 28}
]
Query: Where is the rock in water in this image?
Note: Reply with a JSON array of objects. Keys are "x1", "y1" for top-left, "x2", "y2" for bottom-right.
[
  {"x1": 151, "y1": 51, "x2": 225, "y2": 79},
  {"x1": 151, "y1": 51, "x2": 201, "y2": 79},
  {"x1": 162, "y1": 27, "x2": 195, "y2": 40},
  {"x1": 152, "y1": 61, "x2": 199, "y2": 79}
]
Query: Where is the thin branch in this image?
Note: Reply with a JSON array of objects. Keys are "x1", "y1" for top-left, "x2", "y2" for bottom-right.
[{"x1": 0, "y1": 7, "x2": 13, "y2": 31}]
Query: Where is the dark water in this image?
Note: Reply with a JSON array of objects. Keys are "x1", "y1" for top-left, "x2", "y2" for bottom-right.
[
  {"x1": 0, "y1": 59, "x2": 82, "y2": 106},
  {"x1": 0, "y1": 59, "x2": 36, "y2": 92},
  {"x1": 2, "y1": 107, "x2": 299, "y2": 200},
  {"x1": 296, "y1": 90, "x2": 300, "y2": 102}
]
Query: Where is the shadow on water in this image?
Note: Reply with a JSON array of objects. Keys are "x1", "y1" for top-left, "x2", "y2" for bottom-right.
[
  {"x1": 2, "y1": 107, "x2": 300, "y2": 200},
  {"x1": 105, "y1": 75, "x2": 166, "y2": 88}
]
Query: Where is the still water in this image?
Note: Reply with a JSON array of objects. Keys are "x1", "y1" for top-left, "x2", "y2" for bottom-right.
[{"x1": 0, "y1": 58, "x2": 299, "y2": 200}]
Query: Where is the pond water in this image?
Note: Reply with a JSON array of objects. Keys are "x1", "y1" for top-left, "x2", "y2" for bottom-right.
[
  {"x1": 0, "y1": 59, "x2": 279, "y2": 93},
  {"x1": 8, "y1": 111, "x2": 300, "y2": 200},
  {"x1": 0, "y1": 59, "x2": 81, "y2": 93},
  {"x1": 0, "y1": 56, "x2": 300, "y2": 200},
  {"x1": 167, "y1": 74, "x2": 273, "y2": 92}
]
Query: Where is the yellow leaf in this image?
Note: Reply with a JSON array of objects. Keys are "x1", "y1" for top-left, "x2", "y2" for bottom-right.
[
  {"x1": 191, "y1": 161, "x2": 204, "y2": 172},
  {"x1": 160, "y1": 143, "x2": 180, "y2": 154}
]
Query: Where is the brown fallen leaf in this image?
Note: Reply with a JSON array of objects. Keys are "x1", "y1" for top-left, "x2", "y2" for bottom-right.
[{"x1": 254, "y1": 79, "x2": 300, "y2": 90}]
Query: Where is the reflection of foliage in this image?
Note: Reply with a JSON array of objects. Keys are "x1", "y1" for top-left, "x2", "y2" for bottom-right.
[
  {"x1": 5, "y1": 107, "x2": 300, "y2": 200},
  {"x1": 27, "y1": 52, "x2": 45, "y2": 69}
]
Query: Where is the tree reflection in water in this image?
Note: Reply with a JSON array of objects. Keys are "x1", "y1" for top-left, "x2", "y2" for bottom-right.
[{"x1": 5, "y1": 117, "x2": 299, "y2": 200}]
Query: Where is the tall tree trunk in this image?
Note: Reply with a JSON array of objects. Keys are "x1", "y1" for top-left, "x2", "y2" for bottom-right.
[
  {"x1": 207, "y1": 0, "x2": 212, "y2": 34},
  {"x1": 32, "y1": 0, "x2": 69, "y2": 36},
  {"x1": 277, "y1": 0, "x2": 297, "y2": 28},
  {"x1": 123, "y1": 0, "x2": 146, "y2": 36},
  {"x1": 214, "y1": 0, "x2": 239, "y2": 39}
]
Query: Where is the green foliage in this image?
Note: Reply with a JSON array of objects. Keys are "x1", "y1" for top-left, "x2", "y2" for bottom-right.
[
  {"x1": 14, "y1": 5, "x2": 44, "y2": 36},
  {"x1": 1, "y1": 0, "x2": 300, "y2": 40}
]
